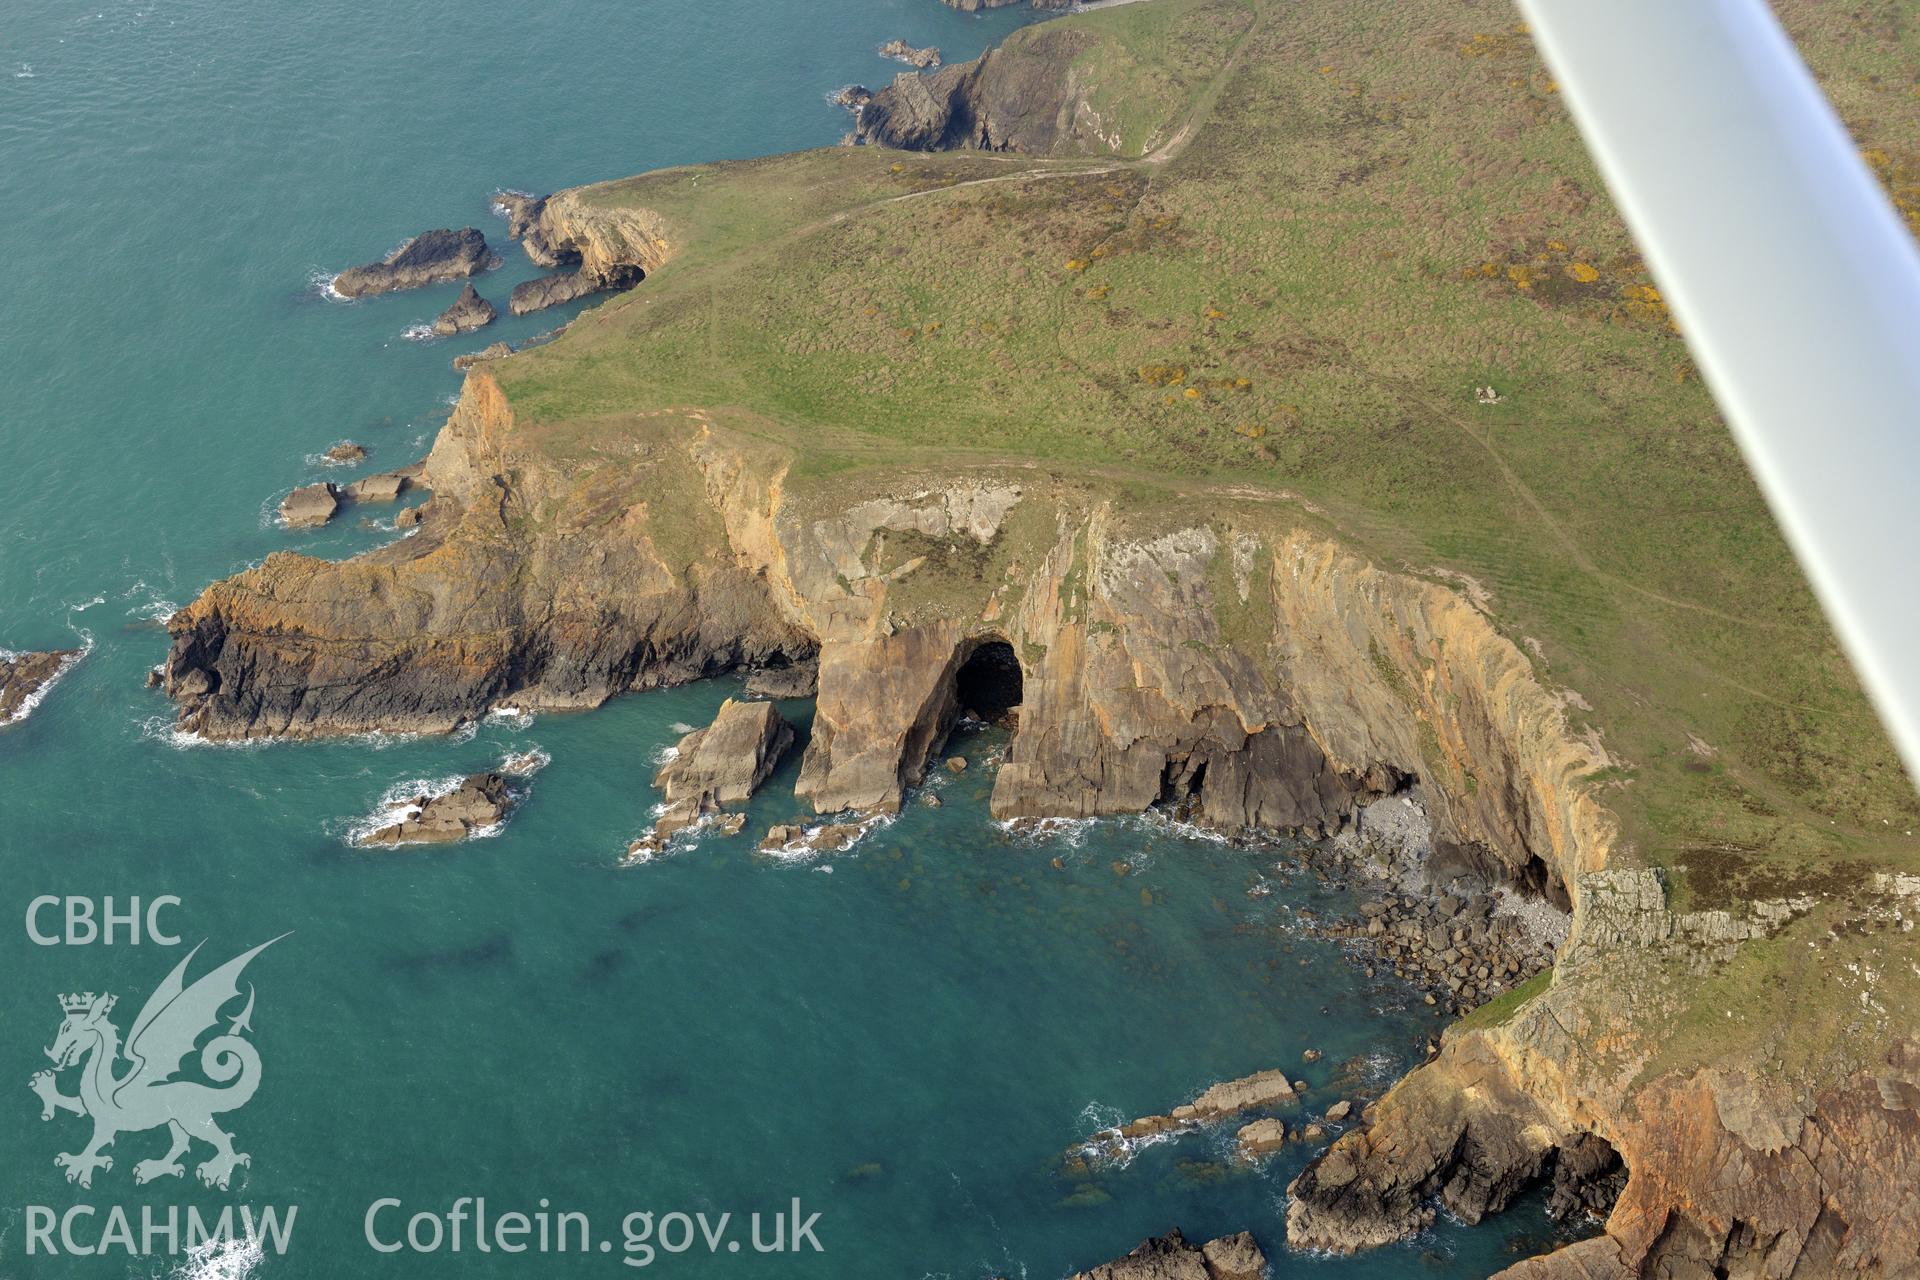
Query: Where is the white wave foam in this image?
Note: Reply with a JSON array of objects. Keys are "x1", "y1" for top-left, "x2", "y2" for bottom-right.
[
  {"x1": 307, "y1": 268, "x2": 348, "y2": 302},
  {"x1": 668, "y1": 721, "x2": 697, "y2": 735},
  {"x1": 650, "y1": 743, "x2": 681, "y2": 767},
  {"x1": 344, "y1": 773, "x2": 466, "y2": 846},
  {"x1": 486, "y1": 705, "x2": 535, "y2": 729},
  {"x1": 400, "y1": 323, "x2": 438, "y2": 343},
  {"x1": 759, "y1": 811, "x2": 894, "y2": 864},
  {"x1": 14, "y1": 64, "x2": 33, "y2": 78},
  {"x1": 120, "y1": 579, "x2": 180, "y2": 623},
  {"x1": 500, "y1": 747, "x2": 549, "y2": 777},
  {"x1": 138, "y1": 715, "x2": 269, "y2": 752},
  {"x1": 995, "y1": 815, "x2": 1096, "y2": 848}
]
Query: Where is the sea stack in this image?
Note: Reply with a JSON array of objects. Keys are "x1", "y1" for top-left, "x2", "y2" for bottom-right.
[{"x1": 431, "y1": 283, "x2": 497, "y2": 336}]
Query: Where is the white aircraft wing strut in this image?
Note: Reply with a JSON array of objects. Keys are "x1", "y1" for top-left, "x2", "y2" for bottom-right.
[{"x1": 1517, "y1": 0, "x2": 1920, "y2": 787}]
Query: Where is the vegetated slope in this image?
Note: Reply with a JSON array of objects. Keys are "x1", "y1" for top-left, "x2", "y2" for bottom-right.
[{"x1": 166, "y1": 0, "x2": 1920, "y2": 1275}]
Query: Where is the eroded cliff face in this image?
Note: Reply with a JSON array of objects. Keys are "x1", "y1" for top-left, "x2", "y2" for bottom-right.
[
  {"x1": 163, "y1": 387, "x2": 1917, "y2": 1277},
  {"x1": 1289, "y1": 867, "x2": 1920, "y2": 1278},
  {"x1": 163, "y1": 377, "x2": 808, "y2": 739},
  {"x1": 169, "y1": 383, "x2": 1603, "y2": 884}
]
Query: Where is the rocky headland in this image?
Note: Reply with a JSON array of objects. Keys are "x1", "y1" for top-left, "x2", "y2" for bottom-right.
[
  {"x1": 331, "y1": 228, "x2": 499, "y2": 298},
  {"x1": 162, "y1": 0, "x2": 1920, "y2": 1273},
  {"x1": 1, "y1": 648, "x2": 81, "y2": 727},
  {"x1": 494, "y1": 187, "x2": 661, "y2": 312}
]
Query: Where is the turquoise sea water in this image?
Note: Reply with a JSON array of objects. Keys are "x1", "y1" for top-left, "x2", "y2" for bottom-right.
[{"x1": 0, "y1": 2, "x2": 1570, "y2": 1276}]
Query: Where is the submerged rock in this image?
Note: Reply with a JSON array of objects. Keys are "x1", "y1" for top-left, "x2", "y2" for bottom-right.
[
  {"x1": 280, "y1": 482, "x2": 339, "y2": 528},
  {"x1": 1066, "y1": 1229, "x2": 1267, "y2": 1280},
  {"x1": 831, "y1": 84, "x2": 874, "y2": 111},
  {"x1": 1, "y1": 648, "x2": 80, "y2": 726},
  {"x1": 431, "y1": 282, "x2": 497, "y2": 336},
  {"x1": 332, "y1": 228, "x2": 499, "y2": 298},
  {"x1": 358, "y1": 772, "x2": 513, "y2": 846}
]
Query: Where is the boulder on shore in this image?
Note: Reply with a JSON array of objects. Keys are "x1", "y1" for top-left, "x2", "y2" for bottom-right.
[
  {"x1": 358, "y1": 773, "x2": 513, "y2": 846},
  {"x1": 431, "y1": 283, "x2": 497, "y2": 336},
  {"x1": 1, "y1": 649, "x2": 80, "y2": 726},
  {"x1": 331, "y1": 228, "x2": 499, "y2": 298},
  {"x1": 281, "y1": 482, "x2": 339, "y2": 528},
  {"x1": 1066, "y1": 1229, "x2": 1267, "y2": 1280}
]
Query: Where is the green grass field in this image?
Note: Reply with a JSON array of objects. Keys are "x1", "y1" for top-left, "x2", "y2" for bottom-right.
[{"x1": 498, "y1": 0, "x2": 1920, "y2": 930}]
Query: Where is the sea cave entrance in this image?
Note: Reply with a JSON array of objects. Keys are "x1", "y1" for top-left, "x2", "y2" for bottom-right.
[{"x1": 954, "y1": 638, "x2": 1023, "y2": 726}]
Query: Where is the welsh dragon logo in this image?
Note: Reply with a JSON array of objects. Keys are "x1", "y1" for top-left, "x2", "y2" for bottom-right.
[{"x1": 29, "y1": 936, "x2": 285, "y2": 1190}]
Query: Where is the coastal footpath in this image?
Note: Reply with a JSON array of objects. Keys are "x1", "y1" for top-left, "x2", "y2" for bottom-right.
[{"x1": 164, "y1": 0, "x2": 1920, "y2": 1274}]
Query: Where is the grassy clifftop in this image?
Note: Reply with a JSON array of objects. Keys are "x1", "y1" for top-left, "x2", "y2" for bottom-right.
[{"x1": 504, "y1": 0, "x2": 1920, "y2": 908}]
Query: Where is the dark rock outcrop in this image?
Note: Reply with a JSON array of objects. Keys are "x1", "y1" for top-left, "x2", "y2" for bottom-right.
[
  {"x1": 332, "y1": 228, "x2": 499, "y2": 298},
  {"x1": 1, "y1": 648, "x2": 80, "y2": 726},
  {"x1": 509, "y1": 264, "x2": 642, "y2": 316},
  {"x1": 879, "y1": 39, "x2": 940, "y2": 69},
  {"x1": 280, "y1": 482, "x2": 338, "y2": 528},
  {"x1": 854, "y1": 29, "x2": 1112, "y2": 153},
  {"x1": 357, "y1": 772, "x2": 513, "y2": 846},
  {"x1": 1066, "y1": 1229, "x2": 1267, "y2": 1280},
  {"x1": 432, "y1": 283, "x2": 497, "y2": 336}
]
